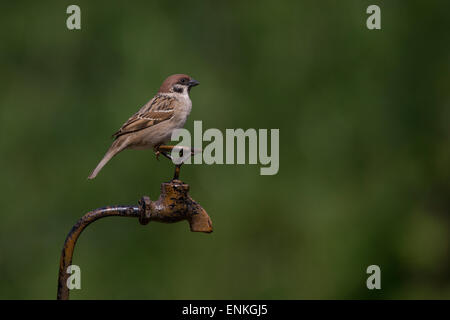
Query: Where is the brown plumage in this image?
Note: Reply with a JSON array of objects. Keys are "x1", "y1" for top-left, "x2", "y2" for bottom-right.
[
  {"x1": 111, "y1": 95, "x2": 176, "y2": 139},
  {"x1": 88, "y1": 74, "x2": 199, "y2": 179}
]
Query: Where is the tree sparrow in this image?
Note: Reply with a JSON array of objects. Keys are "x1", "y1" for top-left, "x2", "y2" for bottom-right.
[{"x1": 88, "y1": 74, "x2": 199, "y2": 179}]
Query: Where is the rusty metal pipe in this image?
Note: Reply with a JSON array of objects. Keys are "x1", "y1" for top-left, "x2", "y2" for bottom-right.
[
  {"x1": 57, "y1": 179, "x2": 212, "y2": 300},
  {"x1": 57, "y1": 206, "x2": 140, "y2": 300}
]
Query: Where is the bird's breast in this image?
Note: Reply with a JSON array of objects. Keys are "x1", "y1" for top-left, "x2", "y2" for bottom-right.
[{"x1": 172, "y1": 95, "x2": 192, "y2": 127}]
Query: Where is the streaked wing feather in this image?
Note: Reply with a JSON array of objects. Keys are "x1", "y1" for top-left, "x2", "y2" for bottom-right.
[{"x1": 112, "y1": 95, "x2": 175, "y2": 138}]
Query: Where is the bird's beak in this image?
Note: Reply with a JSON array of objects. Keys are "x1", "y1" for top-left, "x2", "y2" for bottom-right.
[{"x1": 188, "y1": 79, "x2": 200, "y2": 87}]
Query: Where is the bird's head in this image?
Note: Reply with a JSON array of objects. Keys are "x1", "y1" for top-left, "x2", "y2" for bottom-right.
[{"x1": 158, "y1": 74, "x2": 199, "y2": 95}]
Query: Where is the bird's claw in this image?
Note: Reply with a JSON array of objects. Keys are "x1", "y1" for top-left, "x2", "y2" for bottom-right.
[{"x1": 161, "y1": 151, "x2": 173, "y2": 161}]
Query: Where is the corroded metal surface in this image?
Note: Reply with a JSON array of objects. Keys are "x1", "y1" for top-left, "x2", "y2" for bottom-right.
[
  {"x1": 57, "y1": 180, "x2": 212, "y2": 300},
  {"x1": 57, "y1": 206, "x2": 140, "y2": 300},
  {"x1": 139, "y1": 179, "x2": 213, "y2": 233}
]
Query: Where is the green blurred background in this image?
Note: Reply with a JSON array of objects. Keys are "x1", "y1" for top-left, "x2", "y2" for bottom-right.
[{"x1": 0, "y1": 0, "x2": 449, "y2": 299}]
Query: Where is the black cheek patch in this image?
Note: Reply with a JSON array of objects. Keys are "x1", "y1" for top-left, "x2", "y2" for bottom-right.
[{"x1": 173, "y1": 86, "x2": 183, "y2": 93}]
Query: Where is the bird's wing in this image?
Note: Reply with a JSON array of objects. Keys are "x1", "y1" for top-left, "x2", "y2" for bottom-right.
[{"x1": 112, "y1": 95, "x2": 176, "y2": 139}]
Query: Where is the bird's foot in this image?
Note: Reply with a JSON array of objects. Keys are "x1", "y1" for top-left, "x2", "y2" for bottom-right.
[
  {"x1": 161, "y1": 151, "x2": 173, "y2": 161},
  {"x1": 153, "y1": 145, "x2": 161, "y2": 161},
  {"x1": 155, "y1": 145, "x2": 174, "y2": 162}
]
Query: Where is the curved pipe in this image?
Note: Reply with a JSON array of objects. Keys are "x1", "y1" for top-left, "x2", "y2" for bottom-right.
[
  {"x1": 57, "y1": 206, "x2": 140, "y2": 300},
  {"x1": 57, "y1": 179, "x2": 212, "y2": 300}
]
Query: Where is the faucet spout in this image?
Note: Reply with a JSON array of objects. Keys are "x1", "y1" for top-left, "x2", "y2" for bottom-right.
[{"x1": 139, "y1": 179, "x2": 213, "y2": 233}]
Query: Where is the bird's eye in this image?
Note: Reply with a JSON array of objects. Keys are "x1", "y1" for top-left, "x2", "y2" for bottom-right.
[{"x1": 180, "y1": 78, "x2": 187, "y2": 84}]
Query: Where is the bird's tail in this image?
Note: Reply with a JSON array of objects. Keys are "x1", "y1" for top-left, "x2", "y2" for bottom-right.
[{"x1": 88, "y1": 140, "x2": 126, "y2": 179}]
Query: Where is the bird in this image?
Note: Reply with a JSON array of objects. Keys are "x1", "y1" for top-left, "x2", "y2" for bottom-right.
[{"x1": 87, "y1": 74, "x2": 200, "y2": 179}]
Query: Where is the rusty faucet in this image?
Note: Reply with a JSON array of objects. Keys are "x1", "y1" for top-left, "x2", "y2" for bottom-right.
[{"x1": 57, "y1": 146, "x2": 211, "y2": 300}]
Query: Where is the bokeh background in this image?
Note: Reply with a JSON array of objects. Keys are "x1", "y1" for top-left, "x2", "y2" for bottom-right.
[{"x1": 0, "y1": 0, "x2": 449, "y2": 299}]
